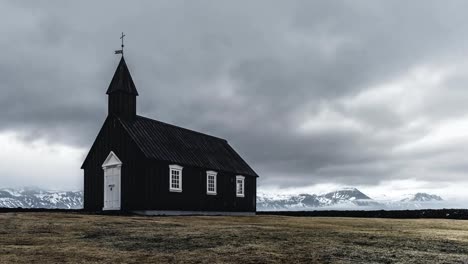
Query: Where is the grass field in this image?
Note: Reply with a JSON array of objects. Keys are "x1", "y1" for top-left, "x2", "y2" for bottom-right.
[{"x1": 1, "y1": 213, "x2": 468, "y2": 263}]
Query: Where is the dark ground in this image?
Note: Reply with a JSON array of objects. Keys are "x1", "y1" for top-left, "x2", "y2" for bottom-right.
[{"x1": 1, "y1": 212, "x2": 468, "y2": 263}]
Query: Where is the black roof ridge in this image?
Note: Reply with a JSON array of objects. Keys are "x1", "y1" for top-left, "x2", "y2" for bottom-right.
[{"x1": 134, "y1": 115, "x2": 228, "y2": 142}]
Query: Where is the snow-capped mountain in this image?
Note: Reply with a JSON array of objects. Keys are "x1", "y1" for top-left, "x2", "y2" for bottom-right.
[
  {"x1": 257, "y1": 188, "x2": 381, "y2": 210},
  {"x1": 321, "y1": 187, "x2": 371, "y2": 203},
  {"x1": 401, "y1": 193, "x2": 443, "y2": 202},
  {"x1": 0, "y1": 187, "x2": 83, "y2": 209},
  {"x1": 257, "y1": 188, "x2": 446, "y2": 211}
]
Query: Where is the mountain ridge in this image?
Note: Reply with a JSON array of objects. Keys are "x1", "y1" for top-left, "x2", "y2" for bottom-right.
[
  {"x1": 401, "y1": 193, "x2": 443, "y2": 202},
  {"x1": 257, "y1": 188, "x2": 445, "y2": 211},
  {"x1": 0, "y1": 188, "x2": 82, "y2": 209},
  {"x1": 0, "y1": 187, "x2": 446, "y2": 210}
]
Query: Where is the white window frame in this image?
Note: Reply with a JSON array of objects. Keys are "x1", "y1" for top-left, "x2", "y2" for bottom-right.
[
  {"x1": 169, "y1": 164, "x2": 183, "y2": 192},
  {"x1": 206, "y1": 171, "x2": 217, "y2": 195},
  {"x1": 236, "y1": 175, "x2": 245, "y2": 197}
]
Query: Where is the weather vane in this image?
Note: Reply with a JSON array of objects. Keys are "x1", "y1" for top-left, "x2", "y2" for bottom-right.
[{"x1": 115, "y1": 32, "x2": 125, "y2": 56}]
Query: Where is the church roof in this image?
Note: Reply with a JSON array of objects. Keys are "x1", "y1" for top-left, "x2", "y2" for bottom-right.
[
  {"x1": 118, "y1": 115, "x2": 258, "y2": 177},
  {"x1": 106, "y1": 57, "x2": 139, "y2": 95}
]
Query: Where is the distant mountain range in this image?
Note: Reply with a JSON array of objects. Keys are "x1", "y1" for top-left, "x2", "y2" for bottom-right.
[
  {"x1": 257, "y1": 188, "x2": 446, "y2": 211},
  {"x1": 0, "y1": 188, "x2": 82, "y2": 209},
  {"x1": 0, "y1": 187, "x2": 447, "y2": 210}
]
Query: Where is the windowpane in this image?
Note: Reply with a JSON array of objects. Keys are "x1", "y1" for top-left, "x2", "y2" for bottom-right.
[
  {"x1": 169, "y1": 166, "x2": 182, "y2": 192},
  {"x1": 207, "y1": 173, "x2": 216, "y2": 194},
  {"x1": 236, "y1": 176, "x2": 244, "y2": 197}
]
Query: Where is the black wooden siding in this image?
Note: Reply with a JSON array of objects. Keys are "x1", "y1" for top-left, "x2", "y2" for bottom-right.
[
  {"x1": 83, "y1": 116, "x2": 256, "y2": 212},
  {"x1": 141, "y1": 161, "x2": 256, "y2": 212},
  {"x1": 108, "y1": 93, "x2": 136, "y2": 120}
]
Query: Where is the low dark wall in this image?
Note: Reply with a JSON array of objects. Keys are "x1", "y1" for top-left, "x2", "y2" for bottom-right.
[
  {"x1": 258, "y1": 209, "x2": 468, "y2": 219},
  {"x1": 0, "y1": 208, "x2": 133, "y2": 216},
  {"x1": 0, "y1": 208, "x2": 82, "y2": 213},
  {"x1": 2, "y1": 208, "x2": 468, "y2": 219}
]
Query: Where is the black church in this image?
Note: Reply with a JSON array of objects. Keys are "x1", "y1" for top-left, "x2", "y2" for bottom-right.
[{"x1": 81, "y1": 56, "x2": 258, "y2": 215}]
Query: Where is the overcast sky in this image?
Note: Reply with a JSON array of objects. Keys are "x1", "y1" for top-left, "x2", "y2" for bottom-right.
[{"x1": 2, "y1": 1, "x2": 468, "y2": 200}]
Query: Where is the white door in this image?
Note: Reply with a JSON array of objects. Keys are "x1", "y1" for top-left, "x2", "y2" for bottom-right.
[
  {"x1": 102, "y1": 151, "x2": 122, "y2": 211},
  {"x1": 104, "y1": 166, "x2": 121, "y2": 210}
]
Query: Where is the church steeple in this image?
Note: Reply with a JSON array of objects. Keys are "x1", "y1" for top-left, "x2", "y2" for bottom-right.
[{"x1": 107, "y1": 57, "x2": 138, "y2": 120}]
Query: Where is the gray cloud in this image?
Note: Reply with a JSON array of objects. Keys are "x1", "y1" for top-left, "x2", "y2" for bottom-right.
[{"x1": 2, "y1": 1, "x2": 468, "y2": 189}]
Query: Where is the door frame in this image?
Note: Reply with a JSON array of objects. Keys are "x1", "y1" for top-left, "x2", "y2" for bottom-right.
[{"x1": 102, "y1": 151, "x2": 122, "y2": 211}]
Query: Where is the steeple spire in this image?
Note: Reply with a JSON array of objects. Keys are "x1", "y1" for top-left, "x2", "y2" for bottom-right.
[
  {"x1": 107, "y1": 57, "x2": 138, "y2": 120},
  {"x1": 106, "y1": 57, "x2": 139, "y2": 95}
]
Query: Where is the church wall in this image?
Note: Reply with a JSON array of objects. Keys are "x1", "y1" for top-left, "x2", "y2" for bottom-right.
[
  {"x1": 138, "y1": 161, "x2": 257, "y2": 212},
  {"x1": 82, "y1": 116, "x2": 146, "y2": 211},
  {"x1": 83, "y1": 116, "x2": 257, "y2": 212}
]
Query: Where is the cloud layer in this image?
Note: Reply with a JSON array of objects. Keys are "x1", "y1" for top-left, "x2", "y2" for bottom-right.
[{"x1": 2, "y1": 1, "x2": 468, "y2": 193}]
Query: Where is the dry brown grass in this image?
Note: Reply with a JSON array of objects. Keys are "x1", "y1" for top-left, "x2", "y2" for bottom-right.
[{"x1": 1, "y1": 213, "x2": 468, "y2": 263}]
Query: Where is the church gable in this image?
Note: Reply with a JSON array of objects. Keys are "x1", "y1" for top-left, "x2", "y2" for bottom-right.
[
  {"x1": 80, "y1": 116, "x2": 141, "y2": 169},
  {"x1": 81, "y1": 117, "x2": 112, "y2": 169}
]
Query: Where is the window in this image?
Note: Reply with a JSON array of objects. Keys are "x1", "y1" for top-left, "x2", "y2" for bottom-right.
[
  {"x1": 169, "y1": 165, "x2": 183, "y2": 192},
  {"x1": 206, "y1": 171, "x2": 217, "y2": 195},
  {"x1": 236, "y1": 175, "x2": 245, "y2": 197}
]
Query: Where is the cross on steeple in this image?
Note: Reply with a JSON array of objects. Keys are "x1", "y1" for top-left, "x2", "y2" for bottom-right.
[
  {"x1": 115, "y1": 32, "x2": 126, "y2": 56},
  {"x1": 120, "y1": 32, "x2": 125, "y2": 51}
]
